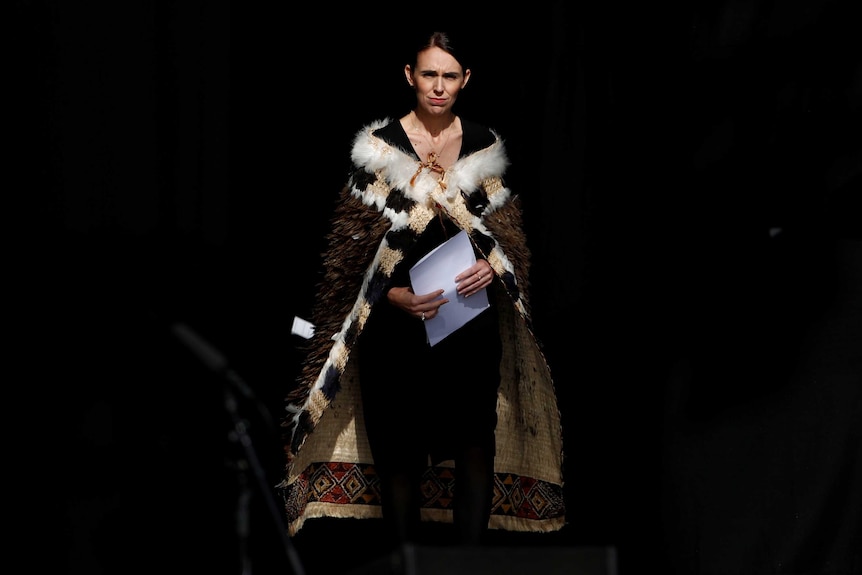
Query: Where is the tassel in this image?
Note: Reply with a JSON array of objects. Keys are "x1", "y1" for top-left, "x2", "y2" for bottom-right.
[{"x1": 410, "y1": 152, "x2": 447, "y2": 189}]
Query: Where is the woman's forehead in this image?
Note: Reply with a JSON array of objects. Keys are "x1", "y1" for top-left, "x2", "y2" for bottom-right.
[{"x1": 415, "y1": 46, "x2": 463, "y2": 72}]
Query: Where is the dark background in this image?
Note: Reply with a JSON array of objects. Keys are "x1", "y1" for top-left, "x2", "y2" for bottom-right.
[{"x1": 12, "y1": 1, "x2": 860, "y2": 574}]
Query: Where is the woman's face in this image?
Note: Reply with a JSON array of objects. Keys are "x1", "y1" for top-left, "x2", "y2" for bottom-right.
[{"x1": 406, "y1": 46, "x2": 471, "y2": 117}]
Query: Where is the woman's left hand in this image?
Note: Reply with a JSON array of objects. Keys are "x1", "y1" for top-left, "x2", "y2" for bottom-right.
[{"x1": 455, "y1": 259, "x2": 493, "y2": 297}]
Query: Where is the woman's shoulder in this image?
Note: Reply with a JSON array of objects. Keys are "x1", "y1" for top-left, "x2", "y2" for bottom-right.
[
  {"x1": 367, "y1": 118, "x2": 411, "y2": 152},
  {"x1": 350, "y1": 118, "x2": 416, "y2": 174}
]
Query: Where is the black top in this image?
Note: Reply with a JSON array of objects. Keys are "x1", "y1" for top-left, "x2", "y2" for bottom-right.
[{"x1": 372, "y1": 117, "x2": 498, "y2": 161}]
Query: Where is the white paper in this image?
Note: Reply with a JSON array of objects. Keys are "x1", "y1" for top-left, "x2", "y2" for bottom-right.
[
  {"x1": 291, "y1": 316, "x2": 315, "y2": 339},
  {"x1": 409, "y1": 229, "x2": 490, "y2": 346}
]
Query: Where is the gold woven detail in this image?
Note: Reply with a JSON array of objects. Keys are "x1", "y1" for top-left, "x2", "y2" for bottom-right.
[
  {"x1": 355, "y1": 300, "x2": 373, "y2": 330},
  {"x1": 371, "y1": 171, "x2": 391, "y2": 197},
  {"x1": 331, "y1": 340, "x2": 349, "y2": 373},
  {"x1": 432, "y1": 189, "x2": 473, "y2": 230},
  {"x1": 306, "y1": 389, "x2": 330, "y2": 424},
  {"x1": 482, "y1": 176, "x2": 505, "y2": 199},
  {"x1": 410, "y1": 203, "x2": 437, "y2": 233},
  {"x1": 378, "y1": 246, "x2": 402, "y2": 277},
  {"x1": 487, "y1": 252, "x2": 505, "y2": 276}
]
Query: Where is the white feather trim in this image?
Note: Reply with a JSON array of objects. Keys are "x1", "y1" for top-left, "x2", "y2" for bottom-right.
[{"x1": 350, "y1": 119, "x2": 511, "y2": 205}]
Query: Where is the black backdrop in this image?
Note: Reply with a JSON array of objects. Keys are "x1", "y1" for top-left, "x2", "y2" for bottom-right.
[{"x1": 13, "y1": 1, "x2": 860, "y2": 574}]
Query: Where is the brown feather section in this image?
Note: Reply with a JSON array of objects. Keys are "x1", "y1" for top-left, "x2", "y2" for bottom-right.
[
  {"x1": 484, "y1": 193, "x2": 533, "y2": 318},
  {"x1": 283, "y1": 185, "x2": 392, "y2": 412}
]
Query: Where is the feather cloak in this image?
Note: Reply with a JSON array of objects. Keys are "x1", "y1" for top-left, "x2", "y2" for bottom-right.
[{"x1": 278, "y1": 119, "x2": 566, "y2": 535}]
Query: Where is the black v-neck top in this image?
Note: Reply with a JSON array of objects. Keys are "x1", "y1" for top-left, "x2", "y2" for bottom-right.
[{"x1": 372, "y1": 117, "x2": 497, "y2": 161}]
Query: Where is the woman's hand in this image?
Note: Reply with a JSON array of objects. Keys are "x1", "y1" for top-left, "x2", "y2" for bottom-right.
[
  {"x1": 388, "y1": 259, "x2": 492, "y2": 321},
  {"x1": 455, "y1": 258, "x2": 493, "y2": 298},
  {"x1": 387, "y1": 286, "x2": 447, "y2": 321}
]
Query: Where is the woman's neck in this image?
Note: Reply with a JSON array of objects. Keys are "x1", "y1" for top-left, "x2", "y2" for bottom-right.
[
  {"x1": 410, "y1": 110, "x2": 456, "y2": 137},
  {"x1": 402, "y1": 110, "x2": 463, "y2": 172}
]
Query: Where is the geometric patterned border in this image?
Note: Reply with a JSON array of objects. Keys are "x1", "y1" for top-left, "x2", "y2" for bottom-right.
[{"x1": 281, "y1": 462, "x2": 565, "y2": 527}]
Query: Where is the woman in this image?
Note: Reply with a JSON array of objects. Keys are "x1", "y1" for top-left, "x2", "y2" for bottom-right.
[{"x1": 279, "y1": 30, "x2": 565, "y2": 549}]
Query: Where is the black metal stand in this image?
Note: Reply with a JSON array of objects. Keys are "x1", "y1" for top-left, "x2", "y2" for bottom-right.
[{"x1": 172, "y1": 322, "x2": 306, "y2": 575}]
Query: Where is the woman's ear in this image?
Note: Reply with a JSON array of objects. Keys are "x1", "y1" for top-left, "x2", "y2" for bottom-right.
[
  {"x1": 461, "y1": 68, "x2": 472, "y2": 88},
  {"x1": 404, "y1": 65, "x2": 414, "y2": 87}
]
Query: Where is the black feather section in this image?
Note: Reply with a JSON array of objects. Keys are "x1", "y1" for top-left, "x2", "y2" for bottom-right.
[
  {"x1": 320, "y1": 364, "x2": 341, "y2": 401},
  {"x1": 350, "y1": 168, "x2": 376, "y2": 190},
  {"x1": 471, "y1": 231, "x2": 495, "y2": 256},
  {"x1": 343, "y1": 318, "x2": 362, "y2": 352},
  {"x1": 384, "y1": 227, "x2": 417, "y2": 252},
  {"x1": 385, "y1": 188, "x2": 415, "y2": 213},
  {"x1": 366, "y1": 269, "x2": 391, "y2": 306},
  {"x1": 501, "y1": 271, "x2": 520, "y2": 301},
  {"x1": 461, "y1": 188, "x2": 489, "y2": 216},
  {"x1": 291, "y1": 412, "x2": 312, "y2": 454}
]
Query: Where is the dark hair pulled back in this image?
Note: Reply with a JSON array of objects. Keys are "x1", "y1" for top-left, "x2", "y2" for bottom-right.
[{"x1": 410, "y1": 29, "x2": 471, "y2": 71}]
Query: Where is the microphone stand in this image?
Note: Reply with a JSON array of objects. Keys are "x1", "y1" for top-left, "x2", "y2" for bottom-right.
[{"x1": 171, "y1": 322, "x2": 306, "y2": 575}]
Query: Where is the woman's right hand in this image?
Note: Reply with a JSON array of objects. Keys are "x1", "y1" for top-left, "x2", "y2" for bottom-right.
[{"x1": 387, "y1": 286, "x2": 448, "y2": 321}]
